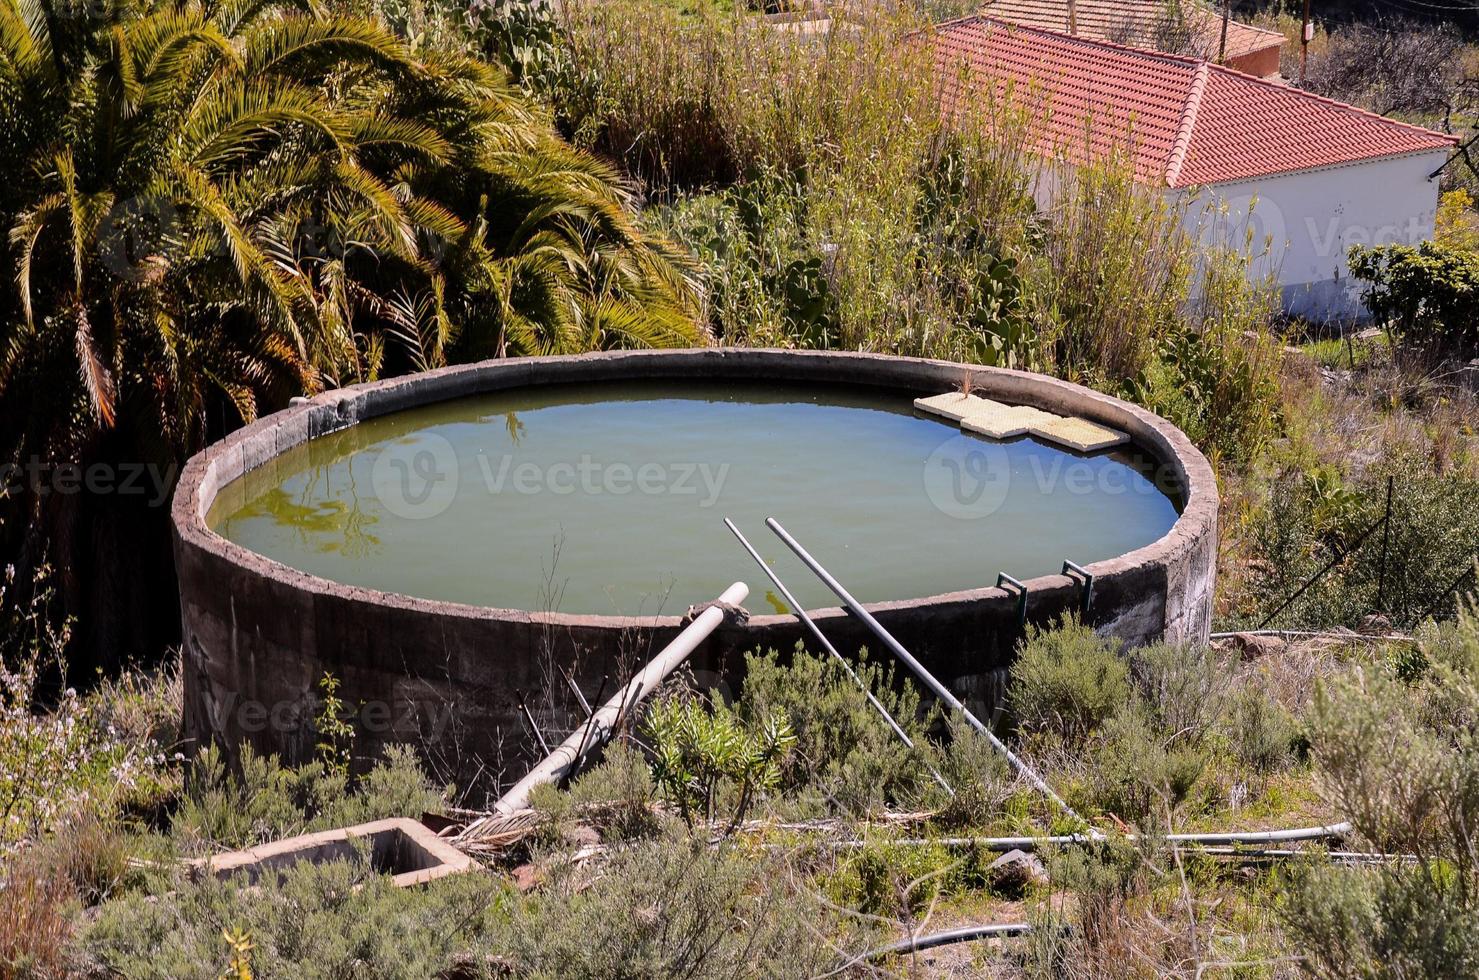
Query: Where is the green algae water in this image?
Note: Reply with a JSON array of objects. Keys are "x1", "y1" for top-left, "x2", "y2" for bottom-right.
[{"x1": 208, "y1": 381, "x2": 1181, "y2": 614}]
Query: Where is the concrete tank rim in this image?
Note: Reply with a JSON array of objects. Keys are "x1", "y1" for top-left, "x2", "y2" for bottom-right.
[{"x1": 171, "y1": 347, "x2": 1219, "y2": 630}]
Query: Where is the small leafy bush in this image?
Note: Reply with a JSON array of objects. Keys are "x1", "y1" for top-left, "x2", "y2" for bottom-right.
[
  {"x1": 1350, "y1": 241, "x2": 1479, "y2": 353},
  {"x1": 1223, "y1": 687, "x2": 1298, "y2": 772},
  {"x1": 528, "y1": 742, "x2": 660, "y2": 841},
  {"x1": 1283, "y1": 613, "x2": 1479, "y2": 976},
  {"x1": 79, "y1": 853, "x2": 507, "y2": 979},
  {"x1": 1088, "y1": 707, "x2": 1209, "y2": 828},
  {"x1": 643, "y1": 693, "x2": 794, "y2": 829},
  {"x1": 1008, "y1": 619, "x2": 1130, "y2": 746},
  {"x1": 934, "y1": 717, "x2": 1020, "y2": 828},
  {"x1": 1030, "y1": 837, "x2": 1156, "y2": 972},
  {"x1": 172, "y1": 744, "x2": 447, "y2": 855},
  {"x1": 499, "y1": 837, "x2": 836, "y2": 978},
  {"x1": 739, "y1": 645, "x2": 938, "y2": 815},
  {"x1": 826, "y1": 836, "x2": 960, "y2": 918},
  {"x1": 1246, "y1": 451, "x2": 1479, "y2": 629},
  {"x1": 1284, "y1": 860, "x2": 1479, "y2": 979},
  {"x1": 1130, "y1": 642, "x2": 1227, "y2": 742}
]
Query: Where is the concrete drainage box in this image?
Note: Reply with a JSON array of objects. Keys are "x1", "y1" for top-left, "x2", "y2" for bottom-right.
[{"x1": 189, "y1": 817, "x2": 474, "y2": 888}]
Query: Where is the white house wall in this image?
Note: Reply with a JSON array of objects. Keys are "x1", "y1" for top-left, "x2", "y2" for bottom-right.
[{"x1": 1175, "y1": 150, "x2": 1449, "y2": 321}]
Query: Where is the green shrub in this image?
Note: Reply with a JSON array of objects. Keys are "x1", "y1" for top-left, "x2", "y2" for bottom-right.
[
  {"x1": 1223, "y1": 687, "x2": 1298, "y2": 773},
  {"x1": 1008, "y1": 620, "x2": 1130, "y2": 746},
  {"x1": 934, "y1": 717, "x2": 1020, "y2": 828},
  {"x1": 172, "y1": 744, "x2": 447, "y2": 855},
  {"x1": 643, "y1": 693, "x2": 794, "y2": 829},
  {"x1": 657, "y1": 173, "x2": 826, "y2": 347},
  {"x1": 1350, "y1": 241, "x2": 1479, "y2": 353},
  {"x1": 1129, "y1": 642, "x2": 1227, "y2": 742},
  {"x1": 1128, "y1": 292, "x2": 1283, "y2": 465},
  {"x1": 316, "y1": 744, "x2": 450, "y2": 830},
  {"x1": 1245, "y1": 451, "x2": 1479, "y2": 629},
  {"x1": 1032, "y1": 837, "x2": 1153, "y2": 970},
  {"x1": 1283, "y1": 614, "x2": 1479, "y2": 975},
  {"x1": 499, "y1": 837, "x2": 835, "y2": 978},
  {"x1": 1283, "y1": 857, "x2": 1479, "y2": 978},
  {"x1": 1089, "y1": 707, "x2": 1209, "y2": 828},
  {"x1": 79, "y1": 853, "x2": 508, "y2": 979},
  {"x1": 528, "y1": 742, "x2": 660, "y2": 841},
  {"x1": 739, "y1": 645, "x2": 938, "y2": 816},
  {"x1": 826, "y1": 836, "x2": 960, "y2": 918}
]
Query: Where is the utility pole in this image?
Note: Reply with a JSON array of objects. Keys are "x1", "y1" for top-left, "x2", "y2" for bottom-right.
[
  {"x1": 1218, "y1": 0, "x2": 1230, "y2": 63},
  {"x1": 1067, "y1": 0, "x2": 1077, "y2": 35},
  {"x1": 1300, "y1": 0, "x2": 1312, "y2": 84}
]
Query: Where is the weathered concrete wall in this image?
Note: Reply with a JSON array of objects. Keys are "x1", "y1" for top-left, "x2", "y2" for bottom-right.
[
  {"x1": 1175, "y1": 149, "x2": 1450, "y2": 322},
  {"x1": 173, "y1": 349, "x2": 1218, "y2": 795}
]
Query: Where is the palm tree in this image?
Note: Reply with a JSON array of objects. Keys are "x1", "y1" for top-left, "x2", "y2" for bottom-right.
[{"x1": 0, "y1": 0, "x2": 702, "y2": 663}]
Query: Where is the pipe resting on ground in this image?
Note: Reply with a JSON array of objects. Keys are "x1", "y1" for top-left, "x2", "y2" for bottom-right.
[{"x1": 817, "y1": 820, "x2": 1352, "y2": 852}]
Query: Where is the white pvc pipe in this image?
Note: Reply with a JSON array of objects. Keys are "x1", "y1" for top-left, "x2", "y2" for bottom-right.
[
  {"x1": 820, "y1": 821, "x2": 1353, "y2": 852},
  {"x1": 487, "y1": 581, "x2": 750, "y2": 818}
]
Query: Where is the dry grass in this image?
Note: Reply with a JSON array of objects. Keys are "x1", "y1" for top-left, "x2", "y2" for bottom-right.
[{"x1": 0, "y1": 853, "x2": 76, "y2": 980}]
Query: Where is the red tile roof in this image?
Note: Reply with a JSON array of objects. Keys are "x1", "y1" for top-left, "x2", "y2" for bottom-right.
[
  {"x1": 981, "y1": 0, "x2": 1282, "y2": 64},
  {"x1": 930, "y1": 17, "x2": 1456, "y2": 187}
]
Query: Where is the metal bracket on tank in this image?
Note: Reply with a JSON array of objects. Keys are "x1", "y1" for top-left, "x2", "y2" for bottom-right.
[
  {"x1": 996, "y1": 573, "x2": 1028, "y2": 627},
  {"x1": 1061, "y1": 560, "x2": 1094, "y2": 616}
]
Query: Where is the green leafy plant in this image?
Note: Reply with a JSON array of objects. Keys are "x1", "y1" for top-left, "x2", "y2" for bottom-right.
[
  {"x1": 1245, "y1": 452, "x2": 1479, "y2": 629},
  {"x1": 738, "y1": 645, "x2": 938, "y2": 815},
  {"x1": 643, "y1": 693, "x2": 795, "y2": 830},
  {"x1": 1008, "y1": 618, "x2": 1130, "y2": 747},
  {"x1": 82, "y1": 850, "x2": 507, "y2": 978},
  {"x1": 313, "y1": 673, "x2": 355, "y2": 779},
  {"x1": 1283, "y1": 611, "x2": 1479, "y2": 976},
  {"x1": 1350, "y1": 241, "x2": 1479, "y2": 353}
]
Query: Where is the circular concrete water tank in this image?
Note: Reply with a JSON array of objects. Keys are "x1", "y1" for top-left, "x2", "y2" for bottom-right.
[{"x1": 172, "y1": 349, "x2": 1218, "y2": 790}]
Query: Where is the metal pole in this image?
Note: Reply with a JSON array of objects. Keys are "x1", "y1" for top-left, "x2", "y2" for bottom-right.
[
  {"x1": 1377, "y1": 475, "x2": 1394, "y2": 610},
  {"x1": 485, "y1": 581, "x2": 749, "y2": 817},
  {"x1": 1218, "y1": 0, "x2": 1230, "y2": 63},
  {"x1": 724, "y1": 519, "x2": 953, "y2": 796},
  {"x1": 1256, "y1": 514, "x2": 1387, "y2": 630},
  {"x1": 1300, "y1": 0, "x2": 1311, "y2": 84},
  {"x1": 765, "y1": 518, "x2": 1093, "y2": 830}
]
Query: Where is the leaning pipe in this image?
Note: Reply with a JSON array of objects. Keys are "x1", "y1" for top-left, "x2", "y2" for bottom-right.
[
  {"x1": 724, "y1": 518, "x2": 953, "y2": 796},
  {"x1": 485, "y1": 581, "x2": 749, "y2": 818},
  {"x1": 766, "y1": 517, "x2": 1094, "y2": 831}
]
